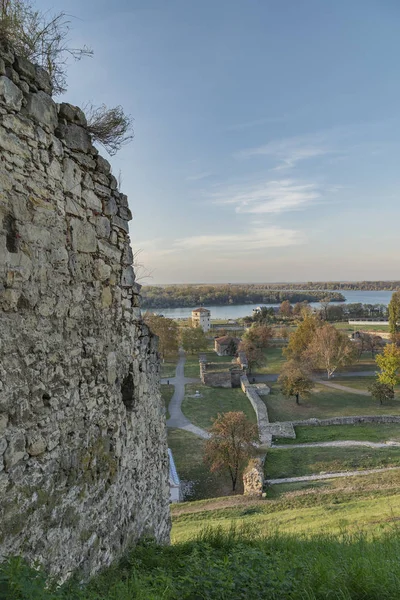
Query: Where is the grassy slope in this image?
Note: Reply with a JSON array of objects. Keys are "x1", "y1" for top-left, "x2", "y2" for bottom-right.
[
  {"x1": 171, "y1": 468, "x2": 400, "y2": 543},
  {"x1": 161, "y1": 384, "x2": 174, "y2": 419},
  {"x1": 182, "y1": 383, "x2": 257, "y2": 430},
  {"x1": 265, "y1": 383, "x2": 400, "y2": 422},
  {"x1": 265, "y1": 445, "x2": 400, "y2": 479},
  {"x1": 161, "y1": 356, "x2": 178, "y2": 378},
  {"x1": 275, "y1": 422, "x2": 400, "y2": 444}
]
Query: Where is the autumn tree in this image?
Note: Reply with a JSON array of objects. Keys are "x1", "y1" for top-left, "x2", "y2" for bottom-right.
[
  {"x1": 180, "y1": 326, "x2": 208, "y2": 354},
  {"x1": 319, "y1": 297, "x2": 331, "y2": 321},
  {"x1": 304, "y1": 323, "x2": 356, "y2": 379},
  {"x1": 278, "y1": 360, "x2": 314, "y2": 405},
  {"x1": 364, "y1": 333, "x2": 384, "y2": 358},
  {"x1": 284, "y1": 314, "x2": 321, "y2": 361},
  {"x1": 238, "y1": 339, "x2": 264, "y2": 373},
  {"x1": 143, "y1": 313, "x2": 179, "y2": 359},
  {"x1": 376, "y1": 343, "x2": 400, "y2": 391},
  {"x1": 243, "y1": 324, "x2": 272, "y2": 349},
  {"x1": 388, "y1": 291, "x2": 400, "y2": 338},
  {"x1": 204, "y1": 411, "x2": 258, "y2": 492},
  {"x1": 368, "y1": 381, "x2": 394, "y2": 405},
  {"x1": 279, "y1": 300, "x2": 292, "y2": 318}
]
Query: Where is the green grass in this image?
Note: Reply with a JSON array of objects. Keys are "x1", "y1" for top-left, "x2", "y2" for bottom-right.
[
  {"x1": 256, "y1": 346, "x2": 285, "y2": 374},
  {"x1": 161, "y1": 356, "x2": 178, "y2": 378},
  {"x1": 184, "y1": 354, "x2": 201, "y2": 378},
  {"x1": 182, "y1": 383, "x2": 257, "y2": 430},
  {"x1": 331, "y1": 376, "x2": 376, "y2": 390},
  {"x1": 335, "y1": 321, "x2": 389, "y2": 333},
  {"x1": 161, "y1": 384, "x2": 174, "y2": 419},
  {"x1": 167, "y1": 428, "x2": 235, "y2": 500},
  {"x1": 265, "y1": 384, "x2": 400, "y2": 422},
  {"x1": 275, "y1": 422, "x2": 400, "y2": 444},
  {"x1": 265, "y1": 445, "x2": 400, "y2": 479}
]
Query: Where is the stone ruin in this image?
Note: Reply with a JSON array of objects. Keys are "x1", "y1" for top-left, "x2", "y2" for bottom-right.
[
  {"x1": 243, "y1": 458, "x2": 264, "y2": 496},
  {"x1": 0, "y1": 45, "x2": 170, "y2": 579}
]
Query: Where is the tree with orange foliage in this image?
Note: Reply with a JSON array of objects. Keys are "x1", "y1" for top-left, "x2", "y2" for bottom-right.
[{"x1": 204, "y1": 412, "x2": 258, "y2": 492}]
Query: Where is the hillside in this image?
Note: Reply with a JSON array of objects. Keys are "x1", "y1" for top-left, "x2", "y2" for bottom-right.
[{"x1": 4, "y1": 470, "x2": 400, "y2": 599}]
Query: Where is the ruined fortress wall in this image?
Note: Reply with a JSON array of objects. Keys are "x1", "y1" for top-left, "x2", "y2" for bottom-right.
[{"x1": 0, "y1": 45, "x2": 170, "y2": 579}]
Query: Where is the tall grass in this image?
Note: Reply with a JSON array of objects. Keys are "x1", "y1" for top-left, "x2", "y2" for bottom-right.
[{"x1": 3, "y1": 525, "x2": 400, "y2": 599}]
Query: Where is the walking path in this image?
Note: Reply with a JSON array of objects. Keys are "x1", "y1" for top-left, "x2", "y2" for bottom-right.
[
  {"x1": 315, "y1": 380, "x2": 370, "y2": 396},
  {"x1": 272, "y1": 440, "x2": 400, "y2": 449},
  {"x1": 164, "y1": 349, "x2": 210, "y2": 439},
  {"x1": 266, "y1": 466, "x2": 400, "y2": 485}
]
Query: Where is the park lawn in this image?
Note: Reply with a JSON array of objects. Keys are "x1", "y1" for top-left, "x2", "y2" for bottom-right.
[
  {"x1": 264, "y1": 384, "x2": 400, "y2": 422},
  {"x1": 167, "y1": 428, "x2": 235, "y2": 500},
  {"x1": 160, "y1": 384, "x2": 174, "y2": 419},
  {"x1": 274, "y1": 423, "x2": 400, "y2": 445},
  {"x1": 182, "y1": 383, "x2": 257, "y2": 430},
  {"x1": 334, "y1": 321, "x2": 389, "y2": 333},
  {"x1": 264, "y1": 445, "x2": 400, "y2": 480},
  {"x1": 337, "y1": 355, "x2": 377, "y2": 373},
  {"x1": 161, "y1": 356, "x2": 178, "y2": 378},
  {"x1": 184, "y1": 353, "x2": 201, "y2": 378},
  {"x1": 255, "y1": 346, "x2": 285, "y2": 374},
  {"x1": 330, "y1": 376, "x2": 376, "y2": 390}
]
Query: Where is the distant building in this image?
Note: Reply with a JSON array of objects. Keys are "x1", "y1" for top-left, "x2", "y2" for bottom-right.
[
  {"x1": 214, "y1": 335, "x2": 240, "y2": 356},
  {"x1": 191, "y1": 307, "x2": 211, "y2": 332},
  {"x1": 168, "y1": 448, "x2": 182, "y2": 503}
]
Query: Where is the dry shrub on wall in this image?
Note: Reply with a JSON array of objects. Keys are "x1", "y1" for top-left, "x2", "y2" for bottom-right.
[
  {"x1": 0, "y1": 0, "x2": 93, "y2": 94},
  {"x1": 85, "y1": 103, "x2": 134, "y2": 156}
]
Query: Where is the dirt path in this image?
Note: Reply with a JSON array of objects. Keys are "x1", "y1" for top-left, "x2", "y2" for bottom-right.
[
  {"x1": 266, "y1": 466, "x2": 400, "y2": 485},
  {"x1": 165, "y1": 349, "x2": 210, "y2": 439},
  {"x1": 316, "y1": 380, "x2": 371, "y2": 396},
  {"x1": 272, "y1": 440, "x2": 400, "y2": 449}
]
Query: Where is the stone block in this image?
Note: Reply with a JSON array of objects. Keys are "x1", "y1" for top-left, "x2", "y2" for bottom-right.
[
  {"x1": 70, "y1": 218, "x2": 97, "y2": 253},
  {"x1": 56, "y1": 123, "x2": 92, "y2": 153},
  {"x1": 104, "y1": 197, "x2": 118, "y2": 216},
  {"x1": 14, "y1": 56, "x2": 36, "y2": 81},
  {"x1": 4, "y1": 431, "x2": 26, "y2": 470},
  {"x1": 82, "y1": 189, "x2": 102, "y2": 211},
  {"x1": 58, "y1": 103, "x2": 87, "y2": 126},
  {"x1": 35, "y1": 65, "x2": 53, "y2": 95},
  {"x1": 112, "y1": 216, "x2": 129, "y2": 233},
  {"x1": 0, "y1": 75, "x2": 23, "y2": 111},
  {"x1": 63, "y1": 158, "x2": 82, "y2": 197},
  {"x1": 121, "y1": 266, "x2": 135, "y2": 287},
  {"x1": 94, "y1": 259, "x2": 111, "y2": 281},
  {"x1": 25, "y1": 91, "x2": 58, "y2": 130}
]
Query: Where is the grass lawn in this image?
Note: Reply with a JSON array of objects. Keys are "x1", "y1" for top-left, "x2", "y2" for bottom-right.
[
  {"x1": 275, "y1": 423, "x2": 400, "y2": 445},
  {"x1": 161, "y1": 384, "x2": 174, "y2": 419},
  {"x1": 264, "y1": 445, "x2": 400, "y2": 480},
  {"x1": 330, "y1": 376, "x2": 376, "y2": 390},
  {"x1": 167, "y1": 428, "x2": 235, "y2": 500},
  {"x1": 337, "y1": 354, "x2": 377, "y2": 373},
  {"x1": 184, "y1": 353, "x2": 201, "y2": 378},
  {"x1": 255, "y1": 346, "x2": 285, "y2": 374},
  {"x1": 334, "y1": 321, "x2": 389, "y2": 333},
  {"x1": 182, "y1": 383, "x2": 257, "y2": 430},
  {"x1": 264, "y1": 384, "x2": 400, "y2": 422},
  {"x1": 161, "y1": 356, "x2": 178, "y2": 378}
]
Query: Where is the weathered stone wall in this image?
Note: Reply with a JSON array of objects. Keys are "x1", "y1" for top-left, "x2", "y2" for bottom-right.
[
  {"x1": 292, "y1": 415, "x2": 400, "y2": 427},
  {"x1": 0, "y1": 46, "x2": 170, "y2": 580},
  {"x1": 240, "y1": 376, "x2": 271, "y2": 447},
  {"x1": 243, "y1": 458, "x2": 264, "y2": 496}
]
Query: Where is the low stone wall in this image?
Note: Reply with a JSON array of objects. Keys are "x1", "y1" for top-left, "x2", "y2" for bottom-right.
[
  {"x1": 267, "y1": 422, "x2": 296, "y2": 439},
  {"x1": 241, "y1": 376, "x2": 271, "y2": 446},
  {"x1": 243, "y1": 458, "x2": 264, "y2": 496},
  {"x1": 203, "y1": 372, "x2": 232, "y2": 388},
  {"x1": 292, "y1": 415, "x2": 400, "y2": 427}
]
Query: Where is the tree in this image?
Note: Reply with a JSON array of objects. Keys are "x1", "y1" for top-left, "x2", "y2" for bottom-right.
[
  {"x1": 376, "y1": 343, "x2": 400, "y2": 390},
  {"x1": 204, "y1": 411, "x2": 258, "y2": 492},
  {"x1": 388, "y1": 291, "x2": 400, "y2": 338},
  {"x1": 368, "y1": 381, "x2": 394, "y2": 405},
  {"x1": 238, "y1": 339, "x2": 264, "y2": 373},
  {"x1": 0, "y1": 0, "x2": 93, "y2": 94},
  {"x1": 143, "y1": 313, "x2": 179, "y2": 359},
  {"x1": 226, "y1": 338, "x2": 238, "y2": 356},
  {"x1": 243, "y1": 324, "x2": 272, "y2": 349},
  {"x1": 180, "y1": 326, "x2": 208, "y2": 354},
  {"x1": 364, "y1": 333, "x2": 384, "y2": 358},
  {"x1": 284, "y1": 314, "x2": 321, "y2": 361},
  {"x1": 304, "y1": 323, "x2": 356, "y2": 379},
  {"x1": 319, "y1": 297, "x2": 331, "y2": 321},
  {"x1": 278, "y1": 360, "x2": 314, "y2": 405},
  {"x1": 279, "y1": 300, "x2": 292, "y2": 318}
]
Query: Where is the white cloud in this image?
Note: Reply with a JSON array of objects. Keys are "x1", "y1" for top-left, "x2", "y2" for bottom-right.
[
  {"x1": 174, "y1": 226, "x2": 305, "y2": 252},
  {"x1": 185, "y1": 171, "x2": 212, "y2": 182},
  {"x1": 211, "y1": 178, "x2": 321, "y2": 214},
  {"x1": 236, "y1": 135, "x2": 330, "y2": 170}
]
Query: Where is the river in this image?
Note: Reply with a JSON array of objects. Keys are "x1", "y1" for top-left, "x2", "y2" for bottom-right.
[{"x1": 143, "y1": 290, "x2": 393, "y2": 320}]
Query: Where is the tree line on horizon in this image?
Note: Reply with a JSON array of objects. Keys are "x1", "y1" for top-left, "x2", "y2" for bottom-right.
[{"x1": 141, "y1": 285, "x2": 345, "y2": 308}]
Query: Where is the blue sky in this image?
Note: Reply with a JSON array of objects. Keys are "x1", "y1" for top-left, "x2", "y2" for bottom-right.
[{"x1": 38, "y1": 0, "x2": 400, "y2": 283}]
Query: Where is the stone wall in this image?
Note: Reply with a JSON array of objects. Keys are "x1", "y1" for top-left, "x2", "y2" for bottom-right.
[
  {"x1": 292, "y1": 415, "x2": 400, "y2": 427},
  {"x1": 243, "y1": 458, "x2": 264, "y2": 496},
  {"x1": 0, "y1": 46, "x2": 170, "y2": 580},
  {"x1": 240, "y1": 376, "x2": 271, "y2": 447}
]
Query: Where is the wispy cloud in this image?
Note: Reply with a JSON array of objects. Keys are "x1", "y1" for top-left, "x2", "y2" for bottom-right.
[
  {"x1": 174, "y1": 226, "x2": 305, "y2": 252},
  {"x1": 211, "y1": 178, "x2": 321, "y2": 214},
  {"x1": 185, "y1": 171, "x2": 212, "y2": 182},
  {"x1": 236, "y1": 135, "x2": 330, "y2": 170},
  {"x1": 225, "y1": 115, "x2": 289, "y2": 132}
]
